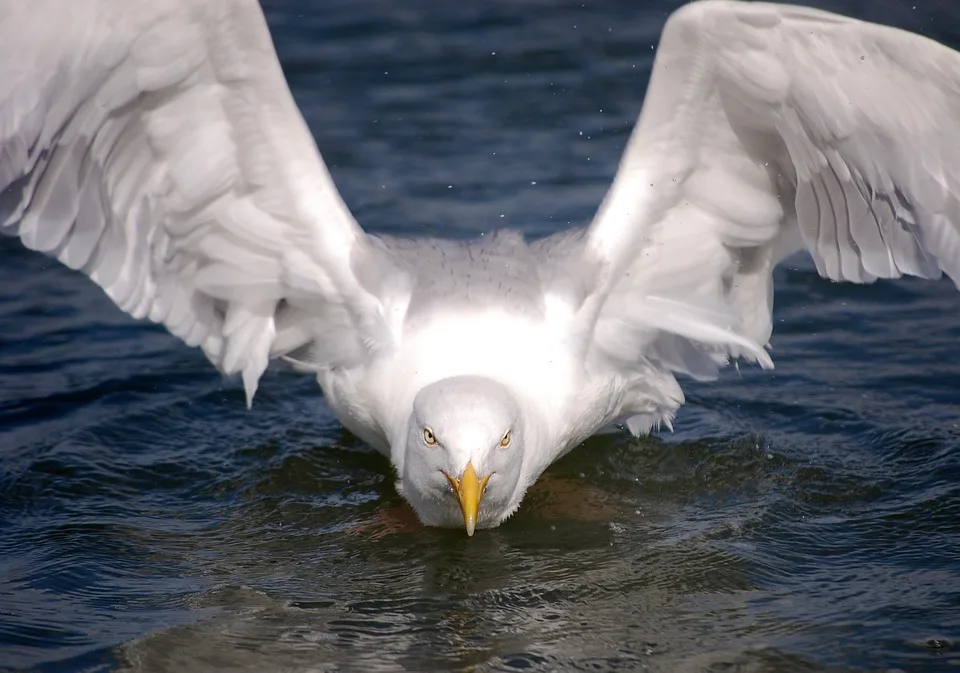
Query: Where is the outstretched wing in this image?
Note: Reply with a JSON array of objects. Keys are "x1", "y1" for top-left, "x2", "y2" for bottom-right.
[
  {"x1": 0, "y1": 0, "x2": 399, "y2": 405},
  {"x1": 578, "y1": 0, "x2": 960, "y2": 430}
]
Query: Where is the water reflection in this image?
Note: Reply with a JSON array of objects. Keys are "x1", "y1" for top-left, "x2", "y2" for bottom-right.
[{"x1": 103, "y1": 435, "x2": 761, "y2": 672}]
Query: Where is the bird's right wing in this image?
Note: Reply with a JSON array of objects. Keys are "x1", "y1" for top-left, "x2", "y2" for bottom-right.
[{"x1": 0, "y1": 0, "x2": 403, "y2": 405}]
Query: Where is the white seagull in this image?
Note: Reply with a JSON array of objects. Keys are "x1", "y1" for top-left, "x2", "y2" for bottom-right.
[{"x1": 3, "y1": 0, "x2": 960, "y2": 535}]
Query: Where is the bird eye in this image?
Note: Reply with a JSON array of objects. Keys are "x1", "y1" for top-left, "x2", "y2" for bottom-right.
[
  {"x1": 423, "y1": 427, "x2": 437, "y2": 446},
  {"x1": 499, "y1": 429, "x2": 512, "y2": 448}
]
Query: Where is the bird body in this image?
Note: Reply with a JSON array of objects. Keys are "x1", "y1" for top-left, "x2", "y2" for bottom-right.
[
  {"x1": 311, "y1": 232, "x2": 619, "y2": 528},
  {"x1": 4, "y1": 0, "x2": 960, "y2": 532}
]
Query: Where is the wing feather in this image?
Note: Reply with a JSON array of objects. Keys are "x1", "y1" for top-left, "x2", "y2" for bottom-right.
[
  {"x1": 579, "y1": 0, "x2": 960, "y2": 430},
  {"x1": 0, "y1": 0, "x2": 397, "y2": 404}
]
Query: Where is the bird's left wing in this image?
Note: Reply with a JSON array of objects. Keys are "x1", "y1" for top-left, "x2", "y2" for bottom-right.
[
  {"x1": 0, "y1": 0, "x2": 401, "y2": 404},
  {"x1": 574, "y1": 0, "x2": 960, "y2": 431}
]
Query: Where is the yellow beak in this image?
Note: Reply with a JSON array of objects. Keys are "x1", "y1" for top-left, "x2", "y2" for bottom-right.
[{"x1": 444, "y1": 461, "x2": 490, "y2": 536}]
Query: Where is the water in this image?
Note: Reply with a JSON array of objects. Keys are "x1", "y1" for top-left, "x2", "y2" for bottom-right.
[{"x1": 2, "y1": 1, "x2": 960, "y2": 670}]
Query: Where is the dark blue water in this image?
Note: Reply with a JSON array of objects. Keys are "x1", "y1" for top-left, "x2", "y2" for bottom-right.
[{"x1": 2, "y1": 1, "x2": 960, "y2": 671}]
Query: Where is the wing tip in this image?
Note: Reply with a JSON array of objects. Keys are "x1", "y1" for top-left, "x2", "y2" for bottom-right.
[{"x1": 242, "y1": 367, "x2": 259, "y2": 409}]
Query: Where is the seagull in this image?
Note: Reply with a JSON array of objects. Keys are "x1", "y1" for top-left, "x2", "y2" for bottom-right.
[{"x1": 3, "y1": 0, "x2": 960, "y2": 535}]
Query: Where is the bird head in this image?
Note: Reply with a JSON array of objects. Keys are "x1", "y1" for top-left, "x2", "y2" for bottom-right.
[{"x1": 400, "y1": 376, "x2": 527, "y2": 535}]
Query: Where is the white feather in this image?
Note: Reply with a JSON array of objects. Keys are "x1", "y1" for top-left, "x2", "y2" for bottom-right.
[
  {"x1": 0, "y1": 0, "x2": 397, "y2": 405},
  {"x1": 581, "y1": 0, "x2": 960, "y2": 423}
]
